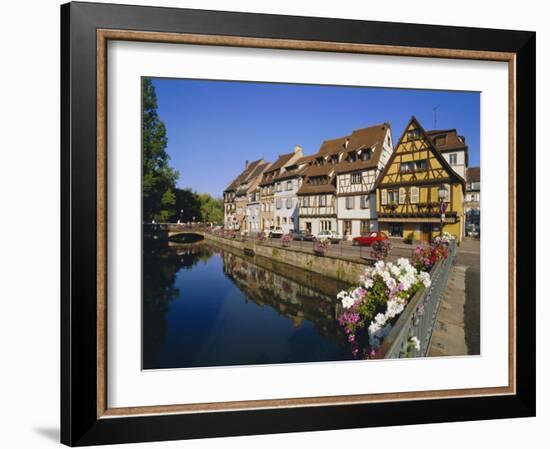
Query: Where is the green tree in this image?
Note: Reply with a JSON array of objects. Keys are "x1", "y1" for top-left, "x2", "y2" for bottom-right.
[
  {"x1": 173, "y1": 188, "x2": 201, "y2": 222},
  {"x1": 197, "y1": 193, "x2": 224, "y2": 224},
  {"x1": 142, "y1": 78, "x2": 179, "y2": 222}
]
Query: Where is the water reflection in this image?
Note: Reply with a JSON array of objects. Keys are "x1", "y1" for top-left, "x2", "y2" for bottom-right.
[{"x1": 143, "y1": 242, "x2": 353, "y2": 369}]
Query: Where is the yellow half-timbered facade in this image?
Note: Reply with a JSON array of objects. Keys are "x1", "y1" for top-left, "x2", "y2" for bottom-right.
[{"x1": 375, "y1": 117, "x2": 465, "y2": 243}]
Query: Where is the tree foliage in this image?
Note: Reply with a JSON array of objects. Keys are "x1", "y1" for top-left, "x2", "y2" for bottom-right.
[
  {"x1": 142, "y1": 78, "x2": 179, "y2": 222},
  {"x1": 142, "y1": 78, "x2": 224, "y2": 224},
  {"x1": 173, "y1": 189, "x2": 224, "y2": 224}
]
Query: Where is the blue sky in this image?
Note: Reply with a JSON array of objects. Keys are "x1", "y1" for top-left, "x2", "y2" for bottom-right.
[{"x1": 151, "y1": 78, "x2": 480, "y2": 198}]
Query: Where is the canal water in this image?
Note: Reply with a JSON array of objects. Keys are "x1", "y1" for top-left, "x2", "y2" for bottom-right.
[{"x1": 143, "y1": 242, "x2": 354, "y2": 369}]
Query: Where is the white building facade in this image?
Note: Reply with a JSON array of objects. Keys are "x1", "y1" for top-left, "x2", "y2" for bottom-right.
[
  {"x1": 272, "y1": 153, "x2": 310, "y2": 233},
  {"x1": 335, "y1": 124, "x2": 394, "y2": 238}
]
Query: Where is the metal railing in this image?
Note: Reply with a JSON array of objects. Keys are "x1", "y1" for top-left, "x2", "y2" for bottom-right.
[{"x1": 377, "y1": 240, "x2": 456, "y2": 358}]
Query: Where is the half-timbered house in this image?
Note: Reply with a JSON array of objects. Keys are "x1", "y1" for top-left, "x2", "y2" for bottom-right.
[
  {"x1": 375, "y1": 117, "x2": 465, "y2": 243},
  {"x1": 223, "y1": 159, "x2": 266, "y2": 231},
  {"x1": 297, "y1": 137, "x2": 348, "y2": 235},
  {"x1": 258, "y1": 147, "x2": 303, "y2": 232},
  {"x1": 335, "y1": 123, "x2": 393, "y2": 238}
]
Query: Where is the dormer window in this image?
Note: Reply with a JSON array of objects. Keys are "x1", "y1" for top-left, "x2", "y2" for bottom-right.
[
  {"x1": 361, "y1": 148, "x2": 372, "y2": 161},
  {"x1": 348, "y1": 151, "x2": 357, "y2": 163},
  {"x1": 331, "y1": 155, "x2": 338, "y2": 164},
  {"x1": 434, "y1": 135, "x2": 447, "y2": 147}
]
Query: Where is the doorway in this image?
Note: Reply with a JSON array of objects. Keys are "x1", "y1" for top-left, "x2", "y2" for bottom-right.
[{"x1": 421, "y1": 223, "x2": 432, "y2": 243}]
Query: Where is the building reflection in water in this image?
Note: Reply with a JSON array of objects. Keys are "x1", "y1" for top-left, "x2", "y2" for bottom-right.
[{"x1": 143, "y1": 242, "x2": 353, "y2": 369}]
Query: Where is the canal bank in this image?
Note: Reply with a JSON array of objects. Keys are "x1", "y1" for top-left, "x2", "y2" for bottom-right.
[{"x1": 203, "y1": 233, "x2": 370, "y2": 285}]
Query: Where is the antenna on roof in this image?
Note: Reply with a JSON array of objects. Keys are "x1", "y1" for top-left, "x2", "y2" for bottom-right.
[{"x1": 433, "y1": 105, "x2": 440, "y2": 129}]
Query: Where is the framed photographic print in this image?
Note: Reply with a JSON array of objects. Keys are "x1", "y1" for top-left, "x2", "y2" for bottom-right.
[{"x1": 61, "y1": 1, "x2": 536, "y2": 446}]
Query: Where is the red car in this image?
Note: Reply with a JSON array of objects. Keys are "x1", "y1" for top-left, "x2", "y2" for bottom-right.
[{"x1": 352, "y1": 231, "x2": 389, "y2": 246}]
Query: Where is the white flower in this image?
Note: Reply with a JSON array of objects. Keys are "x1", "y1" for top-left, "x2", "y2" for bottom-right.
[
  {"x1": 374, "y1": 260, "x2": 385, "y2": 273},
  {"x1": 410, "y1": 336, "x2": 421, "y2": 351},
  {"x1": 385, "y1": 277, "x2": 397, "y2": 291},
  {"x1": 397, "y1": 258, "x2": 410, "y2": 269},
  {"x1": 419, "y1": 272, "x2": 431, "y2": 288},
  {"x1": 374, "y1": 313, "x2": 387, "y2": 327},
  {"x1": 368, "y1": 321, "x2": 381, "y2": 336},
  {"x1": 363, "y1": 278, "x2": 374, "y2": 289},
  {"x1": 390, "y1": 264, "x2": 401, "y2": 277},
  {"x1": 341, "y1": 295, "x2": 355, "y2": 309}
]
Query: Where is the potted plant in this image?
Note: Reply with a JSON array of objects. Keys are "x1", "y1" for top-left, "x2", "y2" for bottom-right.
[
  {"x1": 403, "y1": 231, "x2": 415, "y2": 244},
  {"x1": 370, "y1": 240, "x2": 392, "y2": 261},
  {"x1": 313, "y1": 238, "x2": 331, "y2": 256},
  {"x1": 281, "y1": 233, "x2": 293, "y2": 248}
]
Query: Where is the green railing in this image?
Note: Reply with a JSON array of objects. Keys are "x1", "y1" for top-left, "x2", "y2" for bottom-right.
[{"x1": 377, "y1": 240, "x2": 456, "y2": 358}]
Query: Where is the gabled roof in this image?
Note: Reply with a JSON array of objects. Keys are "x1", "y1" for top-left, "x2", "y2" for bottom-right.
[
  {"x1": 264, "y1": 152, "x2": 295, "y2": 174},
  {"x1": 375, "y1": 116, "x2": 466, "y2": 191},
  {"x1": 259, "y1": 151, "x2": 301, "y2": 186},
  {"x1": 335, "y1": 123, "x2": 390, "y2": 175},
  {"x1": 426, "y1": 129, "x2": 467, "y2": 152},
  {"x1": 427, "y1": 128, "x2": 469, "y2": 167},
  {"x1": 466, "y1": 166, "x2": 480, "y2": 184},
  {"x1": 318, "y1": 136, "x2": 350, "y2": 156},
  {"x1": 297, "y1": 123, "x2": 390, "y2": 195},
  {"x1": 225, "y1": 159, "x2": 265, "y2": 193}
]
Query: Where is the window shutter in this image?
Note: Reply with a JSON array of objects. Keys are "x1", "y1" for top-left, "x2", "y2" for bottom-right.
[
  {"x1": 399, "y1": 187, "x2": 406, "y2": 204},
  {"x1": 381, "y1": 189, "x2": 387, "y2": 205},
  {"x1": 410, "y1": 187, "x2": 419, "y2": 204}
]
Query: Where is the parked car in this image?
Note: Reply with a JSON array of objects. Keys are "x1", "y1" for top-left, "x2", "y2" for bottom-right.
[
  {"x1": 352, "y1": 231, "x2": 389, "y2": 246},
  {"x1": 268, "y1": 226, "x2": 284, "y2": 238},
  {"x1": 314, "y1": 230, "x2": 343, "y2": 243},
  {"x1": 290, "y1": 229, "x2": 315, "y2": 241}
]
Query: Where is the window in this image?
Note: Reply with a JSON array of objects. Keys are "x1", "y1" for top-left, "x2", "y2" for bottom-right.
[
  {"x1": 283, "y1": 217, "x2": 287, "y2": 224},
  {"x1": 389, "y1": 223, "x2": 403, "y2": 237},
  {"x1": 407, "y1": 129, "x2": 420, "y2": 140},
  {"x1": 319, "y1": 195, "x2": 327, "y2": 207},
  {"x1": 400, "y1": 160, "x2": 427, "y2": 173},
  {"x1": 381, "y1": 189, "x2": 387, "y2": 205},
  {"x1": 360, "y1": 195, "x2": 369, "y2": 209},
  {"x1": 351, "y1": 173, "x2": 362, "y2": 184},
  {"x1": 434, "y1": 136, "x2": 447, "y2": 147},
  {"x1": 410, "y1": 187, "x2": 419, "y2": 204},
  {"x1": 276, "y1": 198, "x2": 282, "y2": 209},
  {"x1": 276, "y1": 183, "x2": 282, "y2": 192},
  {"x1": 286, "y1": 198, "x2": 292, "y2": 209},
  {"x1": 331, "y1": 155, "x2": 339, "y2": 164},
  {"x1": 361, "y1": 149, "x2": 372, "y2": 161},
  {"x1": 399, "y1": 187, "x2": 406, "y2": 204},
  {"x1": 449, "y1": 153, "x2": 458, "y2": 165},
  {"x1": 301, "y1": 196, "x2": 310, "y2": 207},
  {"x1": 471, "y1": 182, "x2": 480, "y2": 190},
  {"x1": 348, "y1": 152, "x2": 357, "y2": 162},
  {"x1": 388, "y1": 190, "x2": 399, "y2": 204},
  {"x1": 321, "y1": 220, "x2": 332, "y2": 231},
  {"x1": 345, "y1": 196, "x2": 355, "y2": 209},
  {"x1": 286, "y1": 180, "x2": 292, "y2": 191}
]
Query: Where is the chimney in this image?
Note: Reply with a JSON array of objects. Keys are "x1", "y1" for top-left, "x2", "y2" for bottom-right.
[
  {"x1": 294, "y1": 145, "x2": 303, "y2": 154},
  {"x1": 245, "y1": 160, "x2": 249, "y2": 169},
  {"x1": 345, "y1": 138, "x2": 350, "y2": 149}
]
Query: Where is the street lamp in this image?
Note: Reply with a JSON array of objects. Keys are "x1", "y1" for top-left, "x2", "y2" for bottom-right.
[{"x1": 437, "y1": 185, "x2": 447, "y2": 237}]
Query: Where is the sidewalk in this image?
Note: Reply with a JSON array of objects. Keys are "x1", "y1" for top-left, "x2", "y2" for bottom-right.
[{"x1": 428, "y1": 263, "x2": 468, "y2": 356}]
